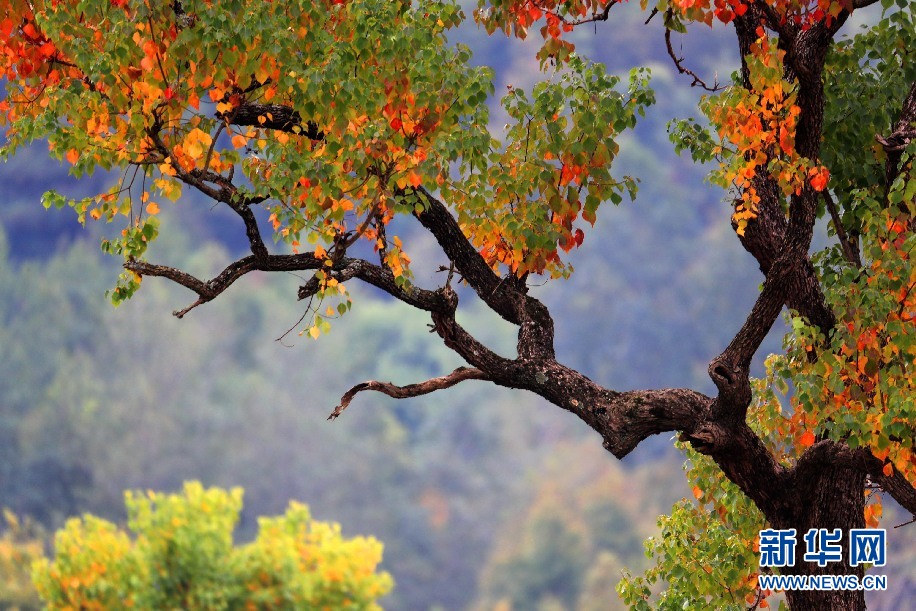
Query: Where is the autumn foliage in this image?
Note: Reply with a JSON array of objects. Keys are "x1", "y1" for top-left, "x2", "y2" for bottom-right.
[
  {"x1": 2, "y1": 0, "x2": 915, "y2": 609},
  {"x1": 31, "y1": 482, "x2": 393, "y2": 610}
]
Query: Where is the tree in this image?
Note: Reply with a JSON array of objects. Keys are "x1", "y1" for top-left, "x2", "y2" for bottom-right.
[
  {"x1": 31, "y1": 481, "x2": 393, "y2": 610},
  {"x1": 1, "y1": 0, "x2": 913, "y2": 608}
]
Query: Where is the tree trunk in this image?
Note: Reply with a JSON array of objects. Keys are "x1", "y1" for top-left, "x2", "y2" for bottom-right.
[{"x1": 780, "y1": 466, "x2": 867, "y2": 611}]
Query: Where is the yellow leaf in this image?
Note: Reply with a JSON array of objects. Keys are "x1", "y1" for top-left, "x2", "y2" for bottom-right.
[
  {"x1": 184, "y1": 128, "x2": 212, "y2": 160},
  {"x1": 308, "y1": 326, "x2": 320, "y2": 339},
  {"x1": 191, "y1": 128, "x2": 212, "y2": 148},
  {"x1": 159, "y1": 159, "x2": 177, "y2": 176}
]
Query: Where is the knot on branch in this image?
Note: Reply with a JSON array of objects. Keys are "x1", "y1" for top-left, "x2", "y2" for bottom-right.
[
  {"x1": 708, "y1": 356, "x2": 752, "y2": 421},
  {"x1": 298, "y1": 274, "x2": 321, "y2": 300},
  {"x1": 437, "y1": 282, "x2": 459, "y2": 311},
  {"x1": 877, "y1": 130, "x2": 915, "y2": 153},
  {"x1": 679, "y1": 422, "x2": 731, "y2": 456}
]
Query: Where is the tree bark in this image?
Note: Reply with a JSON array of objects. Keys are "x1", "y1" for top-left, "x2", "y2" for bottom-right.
[{"x1": 781, "y1": 466, "x2": 867, "y2": 611}]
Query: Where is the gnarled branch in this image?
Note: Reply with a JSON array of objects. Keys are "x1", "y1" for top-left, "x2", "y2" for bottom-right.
[
  {"x1": 126, "y1": 251, "x2": 454, "y2": 318},
  {"x1": 412, "y1": 187, "x2": 556, "y2": 360},
  {"x1": 328, "y1": 366, "x2": 490, "y2": 420}
]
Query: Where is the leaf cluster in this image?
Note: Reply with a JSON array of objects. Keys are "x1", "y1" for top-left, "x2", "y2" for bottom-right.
[{"x1": 32, "y1": 481, "x2": 393, "y2": 610}]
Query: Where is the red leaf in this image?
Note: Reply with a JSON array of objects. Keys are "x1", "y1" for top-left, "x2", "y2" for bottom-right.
[{"x1": 799, "y1": 431, "x2": 816, "y2": 447}]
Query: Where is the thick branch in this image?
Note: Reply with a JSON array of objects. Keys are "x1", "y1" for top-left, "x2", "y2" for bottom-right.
[
  {"x1": 711, "y1": 19, "x2": 838, "y2": 422},
  {"x1": 223, "y1": 102, "x2": 324, "y2": 139},
  {"x1": 872, "y1": 464, "x2": 916, "y2": 521},
  {"x1": 328, "y1": 367, "x2": 489, "y2": 420},
  {"x1": 413, "y1": 188, "x2": 521, "y2": 322},
  {"x1": 684, "y1": 421, "x2": 792, "y2": 519},
  {"x1": 413, "y1": 187, "x2": 556, "y2": 360},
  {"x1": 878, "y1": 79, "x2": 916, "y2": 191},
  {"x1": 793, "y1": 441, "x2": 916, "y2": 520}
]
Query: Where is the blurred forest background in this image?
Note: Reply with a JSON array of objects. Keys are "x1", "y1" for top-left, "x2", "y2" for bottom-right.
[{"x1": 1, "y1": 3, "x2": 913, "y2": 609}]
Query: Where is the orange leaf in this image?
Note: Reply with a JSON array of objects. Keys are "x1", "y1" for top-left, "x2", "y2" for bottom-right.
[
  {"x1": 407, "y1": 170, "x2": 422, "y2": 188},
  {"x1": 692, "y1": 485, "x2": 703, "y2": 500},
  {"x1": 882, "y1": 462, "x2": 893, "y2": 477},
  {"x1": 799, "y1": 430, "x2": 816, "y2": 447},
  {"x1": 146, "y1": 202, "x2": 160, "y2": 215},
  {"x1": 66, "y1": 148, "x2": 79, "y2": 165},
  {"x1": 809, "y1": 167, "x2": 829, "y2": 191}
]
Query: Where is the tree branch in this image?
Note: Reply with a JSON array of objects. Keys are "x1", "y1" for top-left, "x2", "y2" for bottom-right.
[
  {"x1": 328, "y1": 366, "x2": 490, "y2": 420},
  {"x1": 664, "y1": 23, "x2": 723, "y2": 92},
  {"x1": 126, "y1": 252, "x2": 453, "y2": 318},
  {"x1": 822, "y1": 189, "x2": 862, "y2": 267},
  {"x1": 412, "y1": 187, "x2": 556, "y2": 360},
  {"x1": 878, "y1": 78, "x2": 916, "y2": 192},
  {"x1": 872, "y1": 464, "x2": 916, "y2": 522},
  {"x1": 220, "y1": 101, "x2": 324, "y2": 140},
  {"x1": 792, "y1": 441, "x2": 916, "y2": 520},
  {"x1": 710, "y1": 21, "x2": 839, "y2": 424},
  {"x1": 147, "y1": 122, "x2": 270, "y2": 259}
]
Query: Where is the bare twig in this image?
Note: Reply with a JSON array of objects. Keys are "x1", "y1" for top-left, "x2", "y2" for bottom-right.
[
  {"x1": 665, "y1": 26, "x2": 723, "y2": 92},
  {"x1": 822, "y1": 190, "x2": 862, "y2": 268},
  {"x1": 328, "y1": 367, "x2": 490, "y2": 420}
]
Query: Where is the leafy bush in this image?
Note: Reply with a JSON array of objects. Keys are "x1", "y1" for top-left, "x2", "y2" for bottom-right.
[{"x1": 32, "y1": 482, "x2": 393, "y2": 610}]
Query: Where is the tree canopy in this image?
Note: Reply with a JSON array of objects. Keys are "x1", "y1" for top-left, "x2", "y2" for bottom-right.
[{"x1": 1, "y1": 0, "x2": 914, "y2": 608}]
